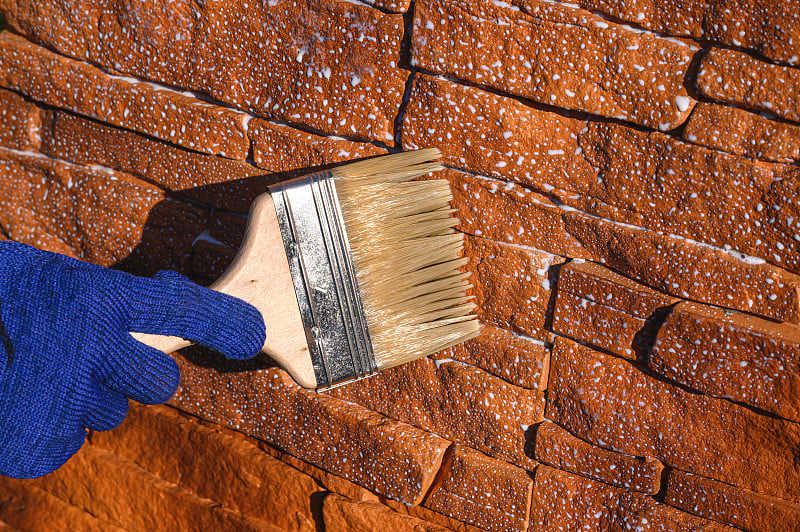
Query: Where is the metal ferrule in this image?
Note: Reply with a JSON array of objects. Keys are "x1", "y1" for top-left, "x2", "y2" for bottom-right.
[{"x1": 269, "y1": 172, "x2": 376, "y2": 389}]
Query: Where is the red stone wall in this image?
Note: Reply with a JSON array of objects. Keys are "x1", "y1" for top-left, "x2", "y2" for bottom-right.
[{"x1": 0, "y1": 0, "x2": 799, "y2": 530}]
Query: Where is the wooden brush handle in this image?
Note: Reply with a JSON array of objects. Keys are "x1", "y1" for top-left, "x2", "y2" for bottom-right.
[{"x1": 130, "y1": 193, "x2": 318, "y2": 389}]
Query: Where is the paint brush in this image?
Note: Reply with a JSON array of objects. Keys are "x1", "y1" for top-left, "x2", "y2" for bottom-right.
[{"x1": 131, "y1": 149, "x2": 480, "y2": 389}]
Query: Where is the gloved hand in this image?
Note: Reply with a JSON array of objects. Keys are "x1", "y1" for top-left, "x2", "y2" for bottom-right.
[{"x1": 0, "y1": 241, "x2": 266, "y2": 479}]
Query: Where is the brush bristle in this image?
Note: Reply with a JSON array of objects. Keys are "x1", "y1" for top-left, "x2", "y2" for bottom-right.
[{"x1": 333, "y1": 148, "x2": 480, "y2": 370}]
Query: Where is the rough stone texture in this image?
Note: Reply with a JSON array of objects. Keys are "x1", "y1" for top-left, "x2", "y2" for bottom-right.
[
  {"x1": 558, "y1": 261, "x2": 680, "y2": 320},
  {"x1": 329, "y1": 357, "x2": 543, "y2": 469},
  {"x1": 697, "y1": 48, "x2": 800, "y2": 123},
  {"x1": 2, "y1": 0, "x2": 800, "y2": 528},
  {"x1": 323, "y1": 495, "x2": 451, "y2": 532},
  {"x1": 382, "y1": 499, "x2": 488, "y2": 532},
  {"x1": 576, "y1": 0, "x2": 800, "y2": 65},
  {"x1": 402, "y1": 73, "x2": 590, "y2": 193},
  {"x1": 32, "y1": 446, "x2": 283, "y2": 532},
  {"x1": 465, "y1": 235, "x2": 561, "y2": 343},
  {"x1": 435, "y1": 324, "x2": 550, "y2": 390},
  {"x1": 249, "y1": 119, "x2": 386, "y2": 172},
  {"x1": 534, "y1": 421, "x2": 663, "y2": 494},
  {"x1": 424, "y1": 446, "x2": 533, "y2": 532},
  {"x1": 192, "y1": 240, "x2": 238, "y2": 285},
  {"x1": 88, "y1": 404, "x2": 321, "y2": 531},
  {"x1": 650, "y1": 302, "x2": 800, "y2": 422},
  {"x1": 529, "y1": 465, "x2": 735, "y2": 531},
  {"x1": 0, "y1": 88, "x2": 41, "y2": 151},
  {"x1": 0, "y1": 147, "x2": 207, "y2": 275},
  {"x1": 188, "y1": 406, "x2": 381, "y2": 505},
  {"x1": 209, "y1": 209, "x2": 249, "y2": 249},
  {"x1": 440, "y1": 169, "x2": 589, "y2": 259},
  {"x1": 38, "y1": 110, "x2": 266, "y2": 214},
  {"x1": 0, "y1": 33, "x2": 250, "y2": 159},
  {"x1": 562, "y1": 211, "x2": 800, "y2": 324},
  {"x1": 683, "y1": 102, "x2": 800, "y2": 163},
  {"x1": 0, "y1": 0, "x2": 408, "y2": 144},
  {"x1": 445, "y1": 157, "x2": 800, "y2": 325},
  {"x1": 360, "y1": 0, "x2": 411, "y2": 13},
  {"x1": 560, "y1": 123, "x2": 800, "y2": 275},
  {"x1": 547, "y1": 337, "x2": 800, "y2": 503},
  {"x1": 0, "y1": 477, "x2": 125, "y2": 531},
  {"x1": 553, "y1": 261, "x2": 679, "y2": 359},
  {"x1": 413, "y1": 0, "x2": 696, "y2": 130},
  {"x1": 406, "y1": 73, "x2": 800, "y2": 323},
  {"x1": 554, "y1": 291, "x2": 647, "y2": 360},
  {"x1": 272, "y1": 456, "x2": 381, "y2": 507},
  {"x1": 170, "y1": 363, "x2": 450, "y2": 506},
  {"x1": 36, "y1": 109, "x2": 393, "y2": 216},
  {"x1": 404, "y1": 75, "x2": 800, "y2": 279},
  {"x1": 664, "y1": 468, "x2": 800, "y2": 532}
]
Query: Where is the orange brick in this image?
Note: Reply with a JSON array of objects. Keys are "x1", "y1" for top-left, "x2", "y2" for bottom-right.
[
  {"x1": 442, "y1": 169, "x2": 589, "y2": 259},
  {"x1": 2, "y1": 0, "x2": 408, "y2": 143},
  {"x1": 0, "y1": 477, "x2": 124, "y2": 531},
  {"x1": 170, "y1": 364, "x2": 450, "y2": 505},
  {"x1": 529, "y1": 465, "x2": 734, "y2": 531},
  {"x1": 554, "y1": 291, "x2": 646, "y2": 360},
  {"x1": 560, "y1": 122, "x2": 797, "y2": 275},
  {"x1": 436, "y1": 324, "x2": 550, "y2": 390},
  {"x1": 324, "y1": 494, "x2": 451, "y2": 532},
  {"x1": 664, "y1": 468, "x2": 800, "y2": 532},
  {"x1": 32, "y1": 446, "x2": 283, "y2": 531},
  {"x1": 424, "y1": 446, "x2": 533, "y2": 532},
  {"x1": 562, "y1": 211, "x2": 800, "y2": 323},
  {"x1": 547, "y1": 338, "x2": 800, "y2": 503},
  {"x1": 382, "y1": 499, "x2": 488, "y2": 532},
  {"x1": 404, "y1": 74, "x2": 800, "y2": 278},
  {"x1": 575, "y1": 0, "x2": 799, "y2": 65},
  {"x1": 683, "y1": 102, "x2": 800, "y2": 163},
  {"x1": 402, "y1": 74, "x2": 589, "y2": 193},
  {"x1": 0, "y1": 147, "x2": 208, "y2": 275},
  {"x1": 369, "y1": 0, "x2": 411, "y2": 12},
  {"x1": 255, "y1": 443, "x2": 381, "y2": 504},
  {"x1": 558, "y1": 261, "x2": 679, "y2": 319},
  {"x1": 39, "y1": 111, "x2": 265, "y2": 214},
  {"x1": 534, "y1": 421, "x2": 663, "y2": 494},
  {"x1": 0, "y1": 88, "x2": 41, "y2": 151},
  {"x1": 89, "y1": 405, "x2": 322, "y2": 531},
  {"x1": 164, "y1": 407, "x2": 381, "y2": 504},
  {"x1": 249, "y1": 119, "x2": 386, "y2": 172},
  {"x1": 415, "y1": 90, "x2": 799, "y2": 324},
  {"x1": 330, "y1": 357, "x2": 543, "y2": 470},
  {"x1": 650, "y1": 302, "x2": 800, "y2": 422},
  {"x1": 553, "y1": 262, "x2": 679, "y2": 359},
  {"x1": 465, "y1": 235, "x2": 562, "y2": 342},
  {"x1": 413, "y1": 0, "x2": 695, "y2": 129},
  {"x1": 0, "y1": 34, "x2": 249, "y2": 158},
  {"x1": 697, "y1": 48, "x2": 800, "y2": 123}
]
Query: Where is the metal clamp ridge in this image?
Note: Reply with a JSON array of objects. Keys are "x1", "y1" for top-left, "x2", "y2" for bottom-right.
[{"x1": 269, "y1": 172, "x2": 376, "y2": 389}]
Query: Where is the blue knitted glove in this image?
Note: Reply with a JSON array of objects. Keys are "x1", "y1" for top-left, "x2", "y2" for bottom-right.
[{"x1": 0, "y1": 241, "x2": 266, "y2": 479}]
